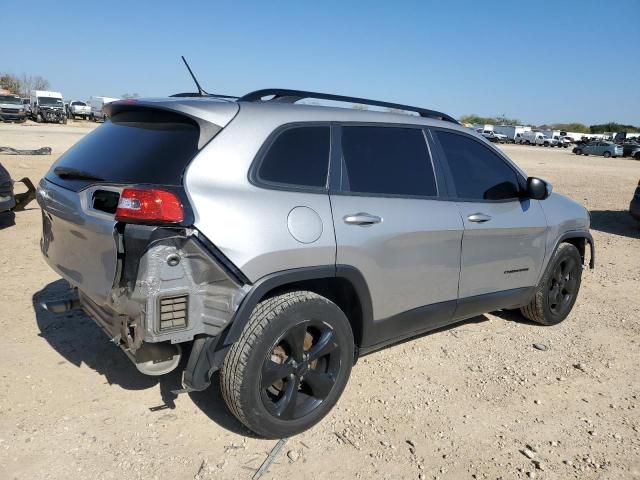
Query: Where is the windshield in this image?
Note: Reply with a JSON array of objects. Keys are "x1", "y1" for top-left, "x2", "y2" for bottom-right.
[
  {"x1": 0, "y1": 95, "x2": 22, "y2": 105},
  {"x1": 39, "y1": 97, "x2": 63, "y2": 106},
  {"x1": 71, "y1": 101, "x2": 87, "y2": 106}
]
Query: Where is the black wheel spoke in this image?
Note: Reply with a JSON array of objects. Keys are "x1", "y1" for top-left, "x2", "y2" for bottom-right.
[
  {"x1": 565, "y1": 275, "x2": 577, "y2": 294},
  {"x1": 562, "y1": 258, "x2": 576, "y2": 278},
  {"x1": 553, "y1": 264, "x2": 563, "y2": 283},
  {"x1": 284, "y1": 323, "x2": 308, "y2": 363},
  {"x1": 261, "y1": 360, "x2": 295, "y2": 389},
  {"x1": 276, "y1": 376, "x2": 300, "y2": 420},
  {"x1": 307, "y1": 329, "x2": 338, "y2": 362},
  {"x1": 303, "y1": 370, "x2": 335, "y2": 400}
]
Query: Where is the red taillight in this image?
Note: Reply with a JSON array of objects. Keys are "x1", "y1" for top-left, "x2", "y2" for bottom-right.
[{"x1": 115, "y1": 188, "x2": 184, "y2": 223}]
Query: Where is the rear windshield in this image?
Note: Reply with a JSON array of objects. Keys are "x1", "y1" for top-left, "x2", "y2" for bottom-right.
[{"x1": 46, "y1": 110, "x2": 201, "y2": 191}]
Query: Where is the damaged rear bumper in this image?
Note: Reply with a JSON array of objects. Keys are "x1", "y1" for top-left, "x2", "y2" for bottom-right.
[{"x1": 43, "y1": 222, "x2": 250, "y2": 378}]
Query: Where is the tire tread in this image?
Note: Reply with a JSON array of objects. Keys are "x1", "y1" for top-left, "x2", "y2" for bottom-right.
[
  {"x1": 520, "y1": 243, "x2": 581, "y2": 325},
  {"x1": 220, "y1": 291, "x2": 326, "y2": 428}
]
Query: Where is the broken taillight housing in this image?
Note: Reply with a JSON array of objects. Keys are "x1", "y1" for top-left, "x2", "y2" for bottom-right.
[{"x1": 115, "y1": 188, "x2": 184, "y2": 223}]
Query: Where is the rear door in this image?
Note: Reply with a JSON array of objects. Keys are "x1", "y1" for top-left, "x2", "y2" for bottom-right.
[
  {"x1": 329, "y1": 125, "x2": 463, "y2": 345},
  {"x1": 431, "y1": 129, "x2": 547, "y2": 305}
]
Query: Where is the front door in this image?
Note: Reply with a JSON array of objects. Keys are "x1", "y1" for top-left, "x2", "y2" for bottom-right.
[
  {"x1": 330, "y1": 125, "x2": 463, "y2": 346},
  {"x1": 431, "y1": 129, "x2": 547, "y2": 304}
]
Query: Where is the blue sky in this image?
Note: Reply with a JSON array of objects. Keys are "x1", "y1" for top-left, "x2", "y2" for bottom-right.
[{"x1": 3, "y1": 0, "x2": 639, "y2": 125}]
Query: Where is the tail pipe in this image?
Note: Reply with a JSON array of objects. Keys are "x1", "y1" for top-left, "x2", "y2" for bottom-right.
[{"x1": 42, "y1": 298, "x2": 81, "y2": 313}]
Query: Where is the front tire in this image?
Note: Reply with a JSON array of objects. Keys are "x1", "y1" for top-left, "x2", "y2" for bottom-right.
[
  {"x1": 220, "y1": 291, "x2": 354, "y2": 438},
  {"x1": 603, "y1": 151, "x2": 611, "y2": 158},
  {"x1": 521, "y1": 243, "x2": 582, "y2": 326}
]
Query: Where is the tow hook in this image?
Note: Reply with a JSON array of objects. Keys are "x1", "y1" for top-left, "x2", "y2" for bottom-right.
[{"x1": 42, "y1": 298, "x2": 81, "y2": 313}]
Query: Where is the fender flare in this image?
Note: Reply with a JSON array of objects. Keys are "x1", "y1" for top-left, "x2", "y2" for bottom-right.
[
  {"x1": 550, "y1": 231, "x2": 595, "y2": 272},
  {"x1": 181, "y1": 265, "x2": 373, "y2": 391},
  {"x1": 223, "y1": 264, "x2": 373, "y2": 347}
]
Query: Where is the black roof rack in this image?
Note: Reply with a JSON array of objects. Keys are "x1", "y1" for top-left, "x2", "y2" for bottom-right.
[
  {"x1": 169, "y1": 92, "x2": 239, "y2": 99},
  {"x1": 238, "y1": 88, "x2": 458, "y2": 124}
]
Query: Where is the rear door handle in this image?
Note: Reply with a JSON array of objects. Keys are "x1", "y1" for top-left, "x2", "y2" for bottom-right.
[
  {"x1": 343, "y1": 213, "x2": 382, "y2": 226},
  {"x1": 467, "y1": 213, "x2": 492, "y2": 223}
]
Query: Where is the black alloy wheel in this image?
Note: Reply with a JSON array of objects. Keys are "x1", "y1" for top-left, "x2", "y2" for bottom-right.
[
  {"x1": 261, "y1": 320, "x2": 341, "y2": 421},
  {"x1": 220, "y1": 291, "x2": 354, "y2": 438},
  {"x1": 547, "y1": 256, "x2": 579, "y2": 317}
]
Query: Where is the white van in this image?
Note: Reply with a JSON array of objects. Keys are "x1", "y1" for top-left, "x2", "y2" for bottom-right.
[
  {"x1": 89, "y1": 96, "x2": 120, "y2": 122},
  {"x1": 519, "y1": 131, "x2": 556, "y2": 146},
  {"x1": 30, "y1": 90, "x2": 66, "y2": 124}
]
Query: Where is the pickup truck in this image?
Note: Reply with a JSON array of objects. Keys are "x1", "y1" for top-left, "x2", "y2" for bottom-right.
[
  {"x1": 67, "y1": 101, "x2": 91, "y2": 120},
  {"x1": 477, "y1": 129, "x2": 508, "y2": 143}
]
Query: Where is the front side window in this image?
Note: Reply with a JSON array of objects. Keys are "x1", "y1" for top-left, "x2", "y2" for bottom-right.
[
  {"x1": 435, "y1": 130, "x2": 520, "y2": 201},
  {"x1": 340, "y1": 126, "x2": 437, "y2": 197},
  {"x1": 257, "y1": 126, "x2": 330, "y2": 188}
]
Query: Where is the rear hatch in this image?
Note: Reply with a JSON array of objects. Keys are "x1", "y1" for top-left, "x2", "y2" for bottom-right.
[{"x1": 38, "y1": 99, "x2": 238, "y2": 306}]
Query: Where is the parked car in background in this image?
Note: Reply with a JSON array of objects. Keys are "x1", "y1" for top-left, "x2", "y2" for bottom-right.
[
  {"x1": 553, "y1": 136, "x2": 571, "y2": 148},
  {"x1": 477, "y1": 128, "x2": 508, "y2": 143},
  {"x1": 622, "y1": 142, "x2": 640, "y2": 159},
  {"x1": 519, "y1": 131, "x2": 556, "y2": 146},
  {"x1": 630, "y1": 179, "x2": 640, "y2": 221},
  {"x1": 67, "y1": 100, "x2": 91, "y2": 120},
  {"x1": 0, "y1": 94, "x2": 27, "y2": 123},
  {"x1": 22, "y1": 98, "x2": 31, "y2": 116},
  {"x1": 573, "y1": 141, "x2": 623, "y2": 158},
  {"x1": 30, "y1": 90, "x2": 67, "y2": 124},
  {"x1": 89, "y1": 96, "x2": 120, "y2": 122},
  {"x1": 494, "y1": 125, "x2": 530, "y2": 143}
]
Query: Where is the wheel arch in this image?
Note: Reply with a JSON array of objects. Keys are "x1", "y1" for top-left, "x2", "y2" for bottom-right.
[
  {"x1": 555, "y1": 231, "x2": 595, "y2": 270},
  {"x1": 223, "y1": 265, "x2": 373, "y2": 350}
]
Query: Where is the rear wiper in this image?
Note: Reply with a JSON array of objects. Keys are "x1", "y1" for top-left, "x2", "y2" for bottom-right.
[{"x1": 53, "y1": 167, "x2": 104, "y2": 182}]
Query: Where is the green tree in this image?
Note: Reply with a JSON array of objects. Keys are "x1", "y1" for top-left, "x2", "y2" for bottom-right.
[
  {"x1": 459, "y1": 114, "x2": 522, "y2": 125},
  {"x1": 551, "y1": 123, "x2": 590, "y2": 134},
  {"x1": 589, "y1": 122, "x2": 640, "y2": 134}
]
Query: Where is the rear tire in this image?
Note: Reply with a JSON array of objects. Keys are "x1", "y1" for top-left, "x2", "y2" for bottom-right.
[
  {"x1": 220, "y1": 291, "x2": 354, "y2": 438},
  {"x1": 603, "y1": 151, "x2": 611, "y2": 158},
  {"x1": 575, "y1": 148, "x2": 582, "y2": 155},
  {"x1": 520, "y1": 243, "x2": 582, "y2": 326}
]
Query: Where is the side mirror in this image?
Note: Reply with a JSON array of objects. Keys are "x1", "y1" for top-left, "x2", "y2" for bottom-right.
[{"x1": 526, "y1": 177, "x2": 552, "y2": 200}]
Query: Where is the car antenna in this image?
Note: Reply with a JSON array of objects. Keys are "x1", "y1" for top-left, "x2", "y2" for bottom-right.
[{"x1": 181, "y1": 56, "x2": 209, "y2": 96}]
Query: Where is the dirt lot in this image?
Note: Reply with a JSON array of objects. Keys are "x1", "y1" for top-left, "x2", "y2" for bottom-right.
[{"x1": 1, "y1": 121, "x2": 639, "y2": 480}]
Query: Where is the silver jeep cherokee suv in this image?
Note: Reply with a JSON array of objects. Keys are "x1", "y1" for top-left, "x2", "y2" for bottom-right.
[{"x1": 37, "y1": 89, "x2": 594, "y2": 438}]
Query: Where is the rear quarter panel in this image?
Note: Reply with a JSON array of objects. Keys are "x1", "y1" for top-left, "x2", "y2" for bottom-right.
[{"x1": 184, "y1": 109, "x2": 336, "y2": 283}]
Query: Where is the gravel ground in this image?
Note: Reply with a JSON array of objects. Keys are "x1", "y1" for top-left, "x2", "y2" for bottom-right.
[{"x1": 0, "y1": 121, "x2": 639, "y2": 480}]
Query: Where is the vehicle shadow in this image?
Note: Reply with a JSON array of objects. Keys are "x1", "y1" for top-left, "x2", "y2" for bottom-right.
[
  {"x1": 490, "y1": 308, "x2": 540, "y2": 326},
  {"x1": 589, "y1": 209, "x2": 640, "y2": 239},
  {"x1": 33, "y1": 279, "x2": 249, "y2": 436}
]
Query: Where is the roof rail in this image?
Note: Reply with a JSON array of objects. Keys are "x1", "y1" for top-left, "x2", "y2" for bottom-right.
[
  {"x1": 238, "y1": 88, "x2": 459, "y2": 124},
  {"x1": 169, "y1": 92, "x2": 239, "y2": 99}
]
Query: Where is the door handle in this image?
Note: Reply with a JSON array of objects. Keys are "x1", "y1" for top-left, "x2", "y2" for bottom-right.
[
  {"x1": 343, "y1": 213, "x2": 382, "y2": 226},
  {"x1": 467, "y1": 213, "x2": 492, "y2": 223}
]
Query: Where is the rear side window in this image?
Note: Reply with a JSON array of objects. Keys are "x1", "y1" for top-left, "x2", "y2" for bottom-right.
[
  {"x1": 435, "y1": 131, "x2": 520, "y2": 200},
  {"x1": 340, "y1": 126, "x2": 437, "y2": 197},
  {"x1": 257, "y1": 126, "x2": 330, "y2": 188},
  {"x1": 47, "y1": 110, "x2": 201, "y2": 191}
]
